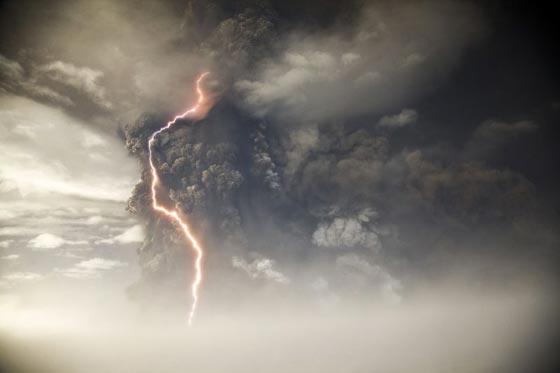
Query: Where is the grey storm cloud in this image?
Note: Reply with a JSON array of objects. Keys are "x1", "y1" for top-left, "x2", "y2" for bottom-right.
[
  {"x1": 232, "y1": 255, "x2": 290, "y2": 284},
  {"x1": 0, "y1": 54, "x2": 74, "y2": 107},
  {"x1": 377, "y1": 109, "x2": 418, "y2": 129},
  {"x1": 250, "y1": 123, "x2": 281, "y2": 191},
  {"x1": 312, "y1": 209, "x2": 382, "y2": 253},
  {"x1": 401, "y1": 150, "x2": 537, "y2": 224},
  {"x1": 197, "y1": 5, "x2": 277, "y2": 72},
  {"x1": 124, "y1": 111, "x2": 247, "y2": 287},
  {"x1": 235, "y1": 1, "x2": 484, "y2": 123},
  {"x1": 466, "y1": 119, "x2": 538, "y2": 157},
  {"x1": 0, "y1": 54, "x2": 113, "y2": 111},
  {"x1": 286, "y1": 127, "x2": 389, "y2": 208},
  {"x1": 36, "y1": 61, "x2": 112, "y2": 110},
  {"x1": 110, "y1": 0, "x2": 556, "y2": 307},
  {"x1": 335, "y1": 253, "x2": 401, "y2": 304}
]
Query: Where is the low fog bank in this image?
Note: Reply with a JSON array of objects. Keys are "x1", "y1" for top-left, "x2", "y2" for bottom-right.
[{"x1": 1, "y1": 284, "x2": 557, "y2": 373}]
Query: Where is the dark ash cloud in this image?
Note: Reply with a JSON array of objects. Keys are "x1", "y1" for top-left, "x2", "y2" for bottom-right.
[
  {"x1": 116, "y1": 1, "x2": 560, "y2": 310},
  {"x1": 2, "y1": 0, "x2": 557, "y2": 321}
]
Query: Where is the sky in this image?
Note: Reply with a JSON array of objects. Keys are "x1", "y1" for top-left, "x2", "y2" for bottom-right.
[{"x1": 1, "y1": 1, "x2": 559, "y2": 372}]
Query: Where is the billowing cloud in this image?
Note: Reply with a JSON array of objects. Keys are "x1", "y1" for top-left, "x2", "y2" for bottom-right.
[
  {"x1": 401, "y1": 149, "x2": 536, "y2": 224},
  {"x1": 467, "y1": 119, "x2": 538, "y2": 156},
  {"x1": 85, "y1": 215, "x2": 105, "y2": 225},
  {"x1": 77, "y1": 257, "x2": 127, "y2": 270},
  {"x1": 378, "y1": 109, "x2": 418, "y2": 129},
  {"x1": 55, "y1": 257, "x2": 127, "y2": 279},
  {"x1": 0, "y1": 96, "x2": 138, "y2": 201},
  {"x1": 27, "y1": 233, "x2": 86, "y2": 251},
  {"x1": 0, "y1": 0, "x2": 550, "y2": 322},
  {"x1": 1, "y1": 272, "x2": 44, "y2": 289},
  {"x1": 0, "y1": 240, "x2": 13, "y2": 248},
  {"x1": 3, "y1": 272, "x2": 43, "y2": 281},
  {"x1": 27, "y1": 233, "x2": 66, "y2": 250},
  {"x1": 235, "y1": 1, "x2": 484, "y2": 123},
  {"x1": 113, "y1": 225, "x2": 145, "y2": 244},
  {"x1": 0, "y1": 54, "x2": 111, "y2": 109},
  {"x1": 0, "y1": 54, "x2": 24, "y2": 93},
  {"x1": 232, "y1": 255, "x2": 290, "y2": 284},
  {"x1": 313, "y1": 211, "x2": 382, "y2": 252},
  {"x1": 36, "y1": 61, "x2": 112, "y2": 110},
  {"x1": 335, "y1": 253, "x2": 401, "y2": 304},
  {"x1": 95, "y1": 225, "x2": 144, "y2": 245}
]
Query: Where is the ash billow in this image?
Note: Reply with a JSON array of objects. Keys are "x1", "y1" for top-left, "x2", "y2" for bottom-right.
[
  {"x1": 126, "y1": 98, "x2": 392, "y2": 310},
  {"x1": 121, "y1": 3, "x2": 406, "y2": 314},
  {"x1": 123, "y1": 86, "x2": 544, "y2": 319},
  {"x1": 124, "y1": 79, "x2": 413, "y2": 316},
  {"x1": 120, "y1": 2, "x2": 555, "y2": 320}
]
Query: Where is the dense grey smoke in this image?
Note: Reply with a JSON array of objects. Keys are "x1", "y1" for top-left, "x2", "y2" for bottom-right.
[{"x1": 118, "y1": 0, "x2": 560, "y2": 314}]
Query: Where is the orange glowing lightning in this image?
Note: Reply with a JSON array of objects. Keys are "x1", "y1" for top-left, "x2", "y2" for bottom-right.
[{"x1": 148, "y1": 72, "x2": 210, "y2": 326}]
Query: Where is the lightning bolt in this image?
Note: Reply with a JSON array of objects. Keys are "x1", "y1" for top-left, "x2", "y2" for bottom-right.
[{"x1": 147, "y1": 72, "x2": 210, "y2": 326}]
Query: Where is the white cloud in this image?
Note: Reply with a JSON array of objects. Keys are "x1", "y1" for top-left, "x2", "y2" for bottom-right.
[
  {"x1": 1, "y1": 254, "x2": 19, "y2": 260},
  {"x1": 113, "y1": 225, "x2": 144, "y2": 243},
  {"x1": 378, "y1": 109, "x2": 418, "y2": 129},
  {"x1": 0, "y1": 54, "x2": 75, "y2": 107},
  {"x1": 336, "y1": 254, "x2": 401, "y2": 304},
  {"x1": 27, "y1": 233, "x2": 87, "y2": 251},
  {"x1": 310, "y1": 277, "x2": 330, "y2": 293},
  {"x1": 341, "y1": 52, "x2": 361, "y2": 66},
  {"x1": 235, "y1": 50, "x2": 343, "y2": 118},
  {"x1": 0, "y1": 54, "x2": 24, "y2": 83},
  {"x1": 54, "y1": 267, "x2": 97, "y2": 279},
  {"x1": 0, "y1": 209, "x2": 17, "y2": 220},
  {"x1": 37, "y1": 60, "x2": 112, "y2": 110},
  {"x1": 313, "y1": 211, "x2": 382, "y2": 252},
  {"x1": 82, "y1": 131, "x2": 107, "y2": 148},
  {"x1": 28, "y1": 233, "x2": 66, "y2": 250},
  {"x1": 2, "y1": 272, "x2": 43, "y2": 282},
  {"x1": 16, "y1": 57, "x2": 113, "y2": 110},
  {"x1": 235, "y1": 2, "x2": 483, "y2": 123},
  {"x1": 82, "y1": 207, "x2": 101, "y2": 214},
  {"x1": 85, "y1": 215, "x2": 104, "y2": 225},
  {"x1": 232, "y1": 256, "x2": 290, "y2": 284},
  {"x1": 0, "y1": 240, "x2": 13, "y2": 248},
  {"x1": 55, "y1": 257, "x2": 127, "y2": 279},
  {"x1": 55, "y1": 252, "x2": 87, "y2": 259},
  {"x1": 96, "y1": 224, "x2": 144, "y2": 245},
  {"x1": 78, "y1": 257, "x2": 127, "y2": 270},
  {"x1": 0, "y1": 226, "x2": 40, "y2": 237},
  {"x1": 309, "y1": 276, "x2": 340, "y2": 306},
  {"x1": 0, "y1": 96, "x2": 138, "y2": 201}
]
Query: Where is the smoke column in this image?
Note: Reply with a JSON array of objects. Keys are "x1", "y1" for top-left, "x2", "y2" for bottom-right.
[{"x1": 147, "y1": 72, "x2": 210, "y2": 326}]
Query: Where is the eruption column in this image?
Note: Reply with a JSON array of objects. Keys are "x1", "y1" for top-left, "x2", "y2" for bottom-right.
[{"x1": 147, "y1": 72, "x2": 210, "y2": 326}]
